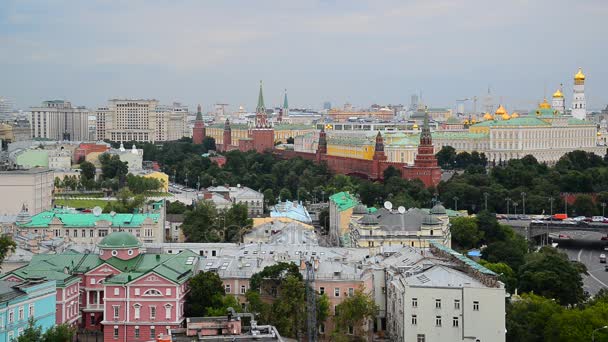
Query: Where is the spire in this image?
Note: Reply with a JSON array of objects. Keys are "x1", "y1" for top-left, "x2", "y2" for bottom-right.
[
  {"x1": 283, "y1": 89, "x2": 288, "y2": 109},
  {"x1": 420, "y1": 110, "x2": 432, "y2": 145},
  {"x1": 257, "y1": 80, "x2": 265, "y2": 114},
  {"x1": 224, "y1": 118, "x2": 231, "y2": 130},
  {"x1": 374, "y1": 131, "x2": 384, "y2": 153},
  {"x1": 196, "y1": 104, "x2": 202, "y2": 121}
]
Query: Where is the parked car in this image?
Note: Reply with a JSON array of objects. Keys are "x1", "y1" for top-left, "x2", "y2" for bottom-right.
[
  {"x1": 572, "y1": 216, "x2": 587, "y2": 222},
  {"x1": 600, "y1": 254, "x2": 607, "y2": 263},
  {"x1": 553, "y1": 214, "x2": 568, "y2": 220},
  {"x1": 592, "y1": 216, "x2": 606, "y2": 222},
  {"x1": 601, "y1": 236, "x2": 608, "y2": 241}
]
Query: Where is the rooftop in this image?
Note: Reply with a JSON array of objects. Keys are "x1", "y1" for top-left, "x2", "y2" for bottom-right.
[
  {"x1": 19, "y1": 209, "x2": 160, "y2": 228},
  {"x1": 329, "y1": 192, "x2": 358, "y2": 212}
]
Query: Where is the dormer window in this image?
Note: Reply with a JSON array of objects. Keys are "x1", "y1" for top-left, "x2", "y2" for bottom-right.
[
  {"x1": 111, "y1": 250, "x2": 118, "y2": 257},
  {"x1": 127, "y1": 249, "x2": 134, "y2": 256}
]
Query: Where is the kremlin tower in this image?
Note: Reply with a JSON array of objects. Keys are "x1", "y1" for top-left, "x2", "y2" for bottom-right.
[
  {"x1": 279, "y1": 89, "x2": 288, "y2": 123},
  {"x1": 571, "y1": 67, "x2": 586, "y2": 120},
  {"x1": 250, "y1": 81, "x2": 275, "y2": 153},
  {"x1": 222, "y1": 118, "x2": 232, "y2": 151},
  {"x1": 192, "y1": 104, "x2": 206, "y2": 144},
  {"x1": 403, "y1": 111, "x2": 442, "y2": 187},
  {"x1": 552, "y1": 85, "x2": 565, "y2": 114}
]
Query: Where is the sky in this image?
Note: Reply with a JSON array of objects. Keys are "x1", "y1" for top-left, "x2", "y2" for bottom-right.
[{"x1": 1, "y1": 0, "x2": 608, "y2": 112}]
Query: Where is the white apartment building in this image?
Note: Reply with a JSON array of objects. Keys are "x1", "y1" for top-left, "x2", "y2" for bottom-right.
[
  {"x1": 0, "y1": 168, "x2": 54, "y2": 215},
  {"x1": 97, "y1": 100, "x2": 189, "y2": 142},
  {"x1": 207, "y1": 185, "x2": 264, "y2": 217},
  {"x1": 30, "y1": 100, "x2": 89, "y2": 141},
  {"x1": 48, "y1": 148, "x2": 73, "y2": 169},
  {"x1": 386, "y1": 243, "x2": 506, "y2": 342}
]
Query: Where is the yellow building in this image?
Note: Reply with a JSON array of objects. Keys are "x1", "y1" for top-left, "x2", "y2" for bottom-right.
[{"x1": 205, "y1": 122, "x2": 315, "y2": 146}]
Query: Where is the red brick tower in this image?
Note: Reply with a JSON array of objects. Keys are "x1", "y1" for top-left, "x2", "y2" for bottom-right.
[
  {"x1": 316, "y1": 124, "x2": 328, "y2": 162},
  {"x1": 403, "y1": 112, "x2": 442, "y2": 187},
  {"x1": 372, "y1": 131, "x2": 387, "y2": 178},
  {"x1": 192, "y1": 104, "x2": 206, "y2": 144},
  {"x1": 222, "y1": 118, "x2": 232, "y2": 151},
  {"x1": 251, "y1": 81, "x2": 275, "y2": 153}
]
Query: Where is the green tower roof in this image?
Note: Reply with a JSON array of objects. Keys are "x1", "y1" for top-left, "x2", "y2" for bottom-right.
[
  {"x1": 283, "y1": 89, "x2": 288, "y2": 109},
  {"x1": 257, "y1": 80, "x2": 265, "y2": 113},
  {"x1": 98, "y1": 232, "x2": 142, "y2": 249}
]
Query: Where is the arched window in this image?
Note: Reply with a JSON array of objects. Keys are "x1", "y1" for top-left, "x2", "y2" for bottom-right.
[{"x1": 143, "y1": 289, "x2": 162, "y2": 296}]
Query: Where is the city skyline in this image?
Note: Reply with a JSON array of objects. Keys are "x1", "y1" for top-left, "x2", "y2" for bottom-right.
[{"x1": 1, "y1": 0, "x2": 608, "y2": 111}]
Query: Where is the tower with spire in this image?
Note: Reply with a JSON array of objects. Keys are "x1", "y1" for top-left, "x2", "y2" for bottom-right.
[
  {"x1": 279, "y1": 89, "x2": 288, "y2": 123},
  {"x1": 222, "y1": 118, "x2": 232, "y2": 151},
  {"x1": 250, "y1": 81, "x2": 275, "y2": 153},
  {"x1": 571, "y1": 67, "x2": 586, "y2": 120},
  {"x1": 315, "y1": 124, "x2": 327, "y2": 162},
  {"x1": 403, "y1": 111, "x2": 442, "y2": 187},
  {"x1": 552, "y1": 84, "x2": 565, "y2": 115},
  {"x1": 192, "y1": 104, "x2": 206, "y2": 145}
]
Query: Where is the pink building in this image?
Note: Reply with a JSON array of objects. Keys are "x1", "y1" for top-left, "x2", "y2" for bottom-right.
[{"x1": 3, "y1": 232, "x2": 199, "y2": 340}]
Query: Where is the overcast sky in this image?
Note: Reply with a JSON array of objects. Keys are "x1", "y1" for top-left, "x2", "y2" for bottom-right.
[{"x1": 1, "y1": 0, "x2": 607, "y2": 112}]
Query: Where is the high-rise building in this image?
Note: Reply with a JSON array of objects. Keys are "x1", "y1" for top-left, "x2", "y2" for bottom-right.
[
  {"x1": 156, "y1": 102, "x2": 190, "y2": 141},
  {"x1": 0, "y1": 97, "x2": 13, "y2": 122},
  {"x1": 30, "y1": 100, "x2": 89, "y2": 141},
  {"x1": 571, "y1": 67, "x2": 586, "y2": 120},
  {"x1": 95, "y1": 106, "x2": 111, "y2": 141},
  {"x1": 323, "y1": 101, "x2": 332, "y2": 110}
]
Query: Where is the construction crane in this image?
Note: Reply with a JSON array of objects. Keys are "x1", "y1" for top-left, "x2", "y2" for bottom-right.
[{"x1": 305, "y1": 258, "x2": 317, "y2": 342}]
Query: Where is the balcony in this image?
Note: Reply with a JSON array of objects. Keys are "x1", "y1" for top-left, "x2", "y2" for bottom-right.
[{"x1": 82, "y1": 304, "x2": 104, "y2": 312}]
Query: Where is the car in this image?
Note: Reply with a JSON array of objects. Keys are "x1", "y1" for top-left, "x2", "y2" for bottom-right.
[
  {"x1": 572, "y1": 216, "x2": 587, "y2": 222},
  {"x1": 531, "y1": 220, "x2": 545, "y2": 224},
  {"x1": 558, "y1": 234, "x2": 572, "y2": 239},
  {"x1": 601, "y1": 254, "x2": 607, "y2": 263},
  {"x1": 602, "y1": 236, "x2": 608, "y2": 241},
  {"x1": 592, "y1": 216, "x2": 606, "y2": 222}
]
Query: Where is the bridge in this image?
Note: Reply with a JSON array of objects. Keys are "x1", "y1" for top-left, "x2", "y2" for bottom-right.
[{"x1": 502, "y1": 219, "x2": 608, "y2": 240}]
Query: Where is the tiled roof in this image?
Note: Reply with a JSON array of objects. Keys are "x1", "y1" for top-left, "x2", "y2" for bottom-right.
[{"x1": 19, "y1": 210, "x2": 160, "y2": 228}]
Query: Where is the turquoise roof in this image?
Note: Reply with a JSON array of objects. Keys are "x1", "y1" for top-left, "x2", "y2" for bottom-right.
[
  {"x1": 329, "y1": 192, "x2": 358, "y2": 212},
  {"x1": 568, "y1": 118, "x2": 592, "y2": 125},
  {"x1": 99, "y1": 232, "x2": 142, "y2": 248},
  {"x1": 430, "y1": 242, "x2": 496, "y2": 275},
  {"x1": 471, "y1": 117, "x2": 550, "y2": 127},
  {"x1": 19, "y1": 209, "x2": 160, "y2": 228},
  {"x1": 432, "y1": 132, "x2": 488, "y2": 140}
]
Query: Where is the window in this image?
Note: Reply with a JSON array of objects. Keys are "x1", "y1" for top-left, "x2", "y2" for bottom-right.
[
  {"x1": 334, "y1": 305, "x2": 339, "y2": 316},
  {"x1": 134, "y1": 304, "x2": 141, "y2": 319},
  {"x1": 347, "y1": 325, "x2": 354, "y2": 334},
  {"x1": 150, "y1": 326, "x2": 156, "y2": 339},
  {"x1": 453, "y1": 317, "x2": 459, "y2": 327},
  {"x1": 143, "y1": 289, "x2": 162, "y2": 296},
  {"x1": 111, "y1": 250, "x2": 118, "y2": 256},
  {"x1": 435, "y1": 299, "x2": 442, "y2": 309},
  {"x1": 454, "y1": 299, "x2": 460, "y2": 310},
  {"x1": 81, "y1": 229, "x2": 85, "y2": 237},
  {"x1": 28, "y1": 304, "x2": 34, "y2": 318},
  {"x1": 134, "y1": 326, "x2": 140, "y2": 338},
  {"x1": 240, "y1": 285, "x2": 246, "y2": 294},
  {"x1": 348, "y1": 288, "x2": 354, "y2": 297},
  {"x1": 334, "y1": 288, "x2": 340, "y2": 297},
  {"x1": 165, "y1": 288, "x2": 171, "y2": 296},
  {"x1": 225, "y1": 284, "x2": 231, "y2": 293},
  {"x1": 113, "y1": 306, "x2": 119, "y2": 319},
  {"x1": 319, "y1": 287, "x2": 325, "y2": 295},
  {"x1": 90, "y1": 278, "x2": 95, "y2": 285},
  {"x1": 150, "y1": 306, "x2": 156, "y2": 319},
  {"x1": 8, "y1": 332, "x2": 13, "y2": 342},
  {"x1": 73, "y1": 230, "x2": 77, "y2": 237},
  {"x1": 165, "y1": 305, "x2": 172, "y2": 320},
  {"x1": 89, "y1": 230, "x2": 94, "y2": 237},
  {"x1": 473, "y1": 301, "x2": 479, "y2": 311},
  {"x1": 90, "y1": 315, "x2": 95, "y2": 325},
  {"x1": 18, "y1": 306, "x2": 24, "y2": 320},
  {"x1": 114, "y1": 288, "x2": 119, "y2": 296},
  {"x1": 134, "y1": 288, "x2": 140, "y2": 296},
  {"x1": 417, "y1": 334, "x2": 425, "y2": 342},
  {"x1": 411, "y1": 314, "x2": 417, "y2": 325},
  {"x1": 113, "y1": 326, "x2": 119, "y2": 339},
  {"x1": 412, "y1": 297, "x2": 418, "y2": 308},
  {"x1": 435, "y1": 316, "x2": 442, "y2": 327}
]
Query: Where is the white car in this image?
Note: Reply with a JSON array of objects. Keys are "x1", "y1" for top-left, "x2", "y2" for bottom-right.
[
  {"x1": 572, "y1": 216, "x2": 587, "y2": 222},
  {"x1": 592, "y1": 216, "x2": 605, "y2": 222}
]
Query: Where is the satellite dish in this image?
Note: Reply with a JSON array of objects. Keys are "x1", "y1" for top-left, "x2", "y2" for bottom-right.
[
  {"x1": 110, "y1": 211, "x2": 116, "y2": 217},
  {"x1": 92, "y1": 206, "x2": 102, "y2": 217},
  {"x1": 384, "y1": 201, "x2": 393, "y2": 210},
  {"x1": 398, "y1": 206, "x2": 406, "y2": 214}
]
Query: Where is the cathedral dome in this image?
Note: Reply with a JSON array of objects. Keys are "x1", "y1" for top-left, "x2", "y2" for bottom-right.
[
  {"x1": 483, "y1": 112, "x2": 494, "y2": 120},
  {"x1": 501, "y1": 113, "x2": 511, "y2": 120},
  {"x1": 539, "y1": 98, "x2": 551, "y2": 109},
  {"x1": 552, "y1": 89, "x2": 564, "y2": 98},
  {"x1": 495, "y1": 105, "x2": 507, "y2": 116},
  {"x1": 412, "y1": 124, "x2": 419, "y2": 129},
  {"x1": 574, "y1": 67, "x2": 585, "y2": 81},
  {"x1": 511, "y1": 112, "x2": 519, "y2": 118}
]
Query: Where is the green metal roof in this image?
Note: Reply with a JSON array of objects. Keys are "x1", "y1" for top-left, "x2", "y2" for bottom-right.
[
  {"x1": 568, "y1": 118, "x2": 592, "y2": 125},
  {"x1": 208, "y1": 123, "x2": 249, "y2": 129},
  {"x1": 329, "y1": 192, "x2": 358, "y2": 212},
  {"x1": 99, "y1": 232, "x2": 142, "y2": 248},
  {"x1": 430, "y1": 242, "x2": 496, "y2": 275},
  {"x1": 273, "y1": 124, "x2": 315, "y2": 130},
  {"x1": 471, "y1": 117, "x2": 550, "y2": 127},
  {"x1": 432, "y1": 132, "x2": 489, "y2": 140},
  {"x1": 19, "y1": 210, "x2": 160, "y2": 228}
]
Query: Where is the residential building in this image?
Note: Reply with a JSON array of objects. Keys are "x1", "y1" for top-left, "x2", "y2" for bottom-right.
[
  {"x1": 348, "y1": 204, "x2": 451, "y2": 251},
  {"x1": 207, "y1": 185, "x2": 264, "y2": 217},
  {"x1": 48, "y1": 148, "x2": 73, "y2": 169},
  {"x1": 270, "y1": 200, "x2": 312, "y2": 224},
  {"x1": 0, "y1": 167, "x2": 54, "y2": 215},
  {"x1": 95, "y1": 107, "x2": 111, "y2": 141},
  {"x1": 3, "y1": 232, "x2": 199, "y2": 339},
  {"x1": 156, "y1": 102, "x2": 190, "y2": 141},
  {"x1": 0, "y1": 279, "x2": 57, "y2": 341},
  {"x1": 30, "y1": 100, "x2": 89, "y2": 141},
  {"x1": 15, "y1": 204, "x2": 166, "y2": 245},
  {"x1": 107, "y1": 143, "x2": 143, "y2": 171},
  {"x1": 0, "y1": 97, "x2": 13, "y2": 122},
  {"x1": 385, "y1": 243, "x2": 506, "y2": 342},
  {"x1": 328, "y1": 192, "x2": 358, "y2": 246},
  {"x1": 103, "y1": 99, "x2": 159, "y2": 142}
]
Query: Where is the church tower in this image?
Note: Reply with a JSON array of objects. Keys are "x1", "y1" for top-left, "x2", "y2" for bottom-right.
[
  {"x1": 251, "y1": 81, "x2": 275, "y2": 153},
  {"x1": 222, "y1": 118, "x2": 232, "y2": 151},
  {"x1": 552, "y1": 85, "x2": 565, "y2": 114},
  {"x1": 571, "y1": 67, "x2": 586, "y2": 120},
  {"x1": 192, "y1": 104, "x2": 206, "y2": 144},
  {"x1": 279, "y1": 89, "x2": 288, "y2": 123},
  {"x1": 403, "y1": 111, "x2": 442, "y2": 187}
]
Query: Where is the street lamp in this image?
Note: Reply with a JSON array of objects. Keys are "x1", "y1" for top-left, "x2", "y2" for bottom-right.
[
  {"x1": 602, "y1": 203, "x2": 606, "y2": 218},
  {"x1": 453, "y1": 196, "x2": 459, "y2": 211},
  {"x1": 513, "y1": 202, "x2": 518, "y2": 216},
  {"x1": 483, "y1": 192, "x2": 489, "y2": 211},
  {"x1": 592, "y1": 325, "x2": 608, "y2": 342},
  {"x1": 548, "y1": 197, "x2": 555, "y2": 246},
  {"x1": 506, "y1": 198, "x2": 511, "y2": 219},
  {"x1": 521, "y1": 192, "x2": 527, "y2": 216}
]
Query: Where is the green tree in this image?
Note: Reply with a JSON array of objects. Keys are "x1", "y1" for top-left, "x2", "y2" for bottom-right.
[
  {"x1": 263, "y1": 188, "x2": 275, "y2": 207},
  {"x1": 0, "y1": 235, "x2": 16, "y2": 270},
  {"x1": 99, "y1": 153, "x2": 128, "y2": 180},
  {"x1": 166, "y1": 200, "x2": 189, "y2": 214},
  {"x1": 181, "y1": 201, "x2": 220, "y2": 242},
  {"x1": 42, "y1": 324, "x2": 76, "y2": 342},
  {"x1": 202, "y1": 136, "x2": 216, "y2": 152},
  {"x1": 332, "y1": 289, "x2": 378, "y2": 341},
  {"x1": 543, "y1": 295, "x2": 608, "y2": 342},
  {"x1": 482, "y1": 234, "x2": 527, "y2": 271},
  {"x1": 436, "y1": 146, "x2": 457, "y2": 169},
  {"x1": 279, "y1": 188, "x2": 292, "y2": 201},
  {"x1": 518, "y1": 247, "x2": 585, "y2": 305},
  {"x1": 79, "y1": 160, "x2": 96, "y2": 180},
  {"x1": 479, "y1": 261, "x2": 517, "y2": 293},
  {"x1": 185, "y1": 271, "x2": 226, "y2": 317},
  {"x1": 450, "y1": 217, "x2": 483, "y2": 250},
  {"x1": 382, "y1": 166, "x2": 401, "y2": 180},
  {"x1": 506, "y1": 293, "x2": 563, "y2": 342},
  {"x1": 573, "y1": 194, "x2": 596, "y2": 217},
  {"x1": 17, "y1": 317, "x2": 42, "y2": 342},
  {"x1": 318, "y1": 208, "x2": 329, "y2": 233},
  {"x1": 222, "y1": 203, "x2": 253, "y2": 242}
]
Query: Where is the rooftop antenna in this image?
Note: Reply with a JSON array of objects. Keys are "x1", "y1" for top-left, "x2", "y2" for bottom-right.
[{"x1": 384, "y1": 201, "x2": 393, "y2": 211}]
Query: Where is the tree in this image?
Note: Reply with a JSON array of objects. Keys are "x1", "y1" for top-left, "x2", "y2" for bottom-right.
[
  {"x1": 573, "y1": 194, "x2": 596, "y2": 217},
  {"x1": 482, "y1": 236, "x2": 527, "y2": 271},
  {"x1": 79, "y1": 161, "x2": 96, "y2": 180},
  {"x1": 263, "y1": 188, "x2": 275, "y2": 207},
  {"x1": 479, "y1": 261, "x2": 517, "y2": 293},
  {"x1": 0, "y1": 235, "x2": 16, "y2": 270},
  {"x1": 332, "y1": 289, "x2": 378, "y2": 340},
  {"x1": 222, "y1": 203, "x2": 253, "y2": 242},
  {"x1": 436, "y1": 146, "x2": 457, "y2": 169},
  {"x1": 506, "y1": 293, "x2": 563, "y2": 342},
  {"x1": 17, "y1": 317, "x2": 42, "y2": 342},
  {"x1": 99, "y1": 153, "x2": 128, "y2": 180},
  {"x1": 543, "y1": 294, "x2": 608, "y2": 342},
  {"x1": 250, "y1": 262, "x2": 302, "y2": 292},
  {"x1": 279, "y1": 188, "x2": 292, "y2": 201},
  {"x1": 382, "y1": 166, "x2": 401, "y2": 180},
  {"x1": 202, "y1": 136, "x2": 217, "y2": 152},
  {"x1": 42, "y1": 324, "x2": 76, "y2": 342},
  {"x1": 185, "y1": 271, "x2": 226, "y2": 317},
  {"x1": 318, "y1": 208, "x2": 329, "y2": 233},
  {"x1": 450, "y1": 217, "x2": 483, "y2": 250},
  {"x1": 286, "y1": 137, "x2": 295, "y2": 144},
  {"x1": 181, "y1": 201, "x2": 220, "y2": 242},
  {"x1": 166, "y1": 200, "x2": 189, "y2": 214},
  {"x1": 518, "y1": 247, "x2": 585, "y2": 305}
]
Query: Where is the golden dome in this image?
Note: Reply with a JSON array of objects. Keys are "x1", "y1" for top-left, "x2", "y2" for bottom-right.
[
  {"x1": 413, "y1": 124, "x2": 419, "y2": 129},
  {"x1": 574, "y1": 67, "x2": 585, "y2": 81},
  {"x1": 471, "y1": 118, "x2": 477, "y2": 123},
  {"x1": 597, "y1": 132, "x2": 602, "y2": 136},
  {"x1": 463, "y1": 119, "x2": 470, "y2": 124},
  {"x1": 539, "y1": 98, "x2": 551, "y2": 109},
  {"x1": 495, "y1": 105, "x2": 507, "y2": 115},
  {"x1": 483, "y1": 112, "x2": 494, "y2": 120},
  {"x1": 501, "y1": 113, "x2": 511, "y2": 120},
  {"x1": 552, "y1": 89, "x2": 564, "y2": 98},
  {"x1": 511, "y1": 112, "x2": 519, "y2": 118}
]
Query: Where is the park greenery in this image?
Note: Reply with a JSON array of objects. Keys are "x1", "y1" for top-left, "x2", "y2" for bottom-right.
[
  {"x1": 180, "y1": 201, "x2": 252, "y2": 243},
  {"x1": 17, "y1": 317, "x2": 76, "y2": 342}
]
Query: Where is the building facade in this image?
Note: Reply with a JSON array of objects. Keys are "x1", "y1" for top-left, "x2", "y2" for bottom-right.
[
  {"x1": 571, "y1": 68, "x2": 586, "y2": 120},
  {"x1": 30, "y1": 100, "x2": 89, "y2": 141},
  {"x1": 0, "y1": 168, "x2": 54, "y2": 215},
  {"x1": 207, "y1": 185, "x2": 264, "y2": 217}
]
